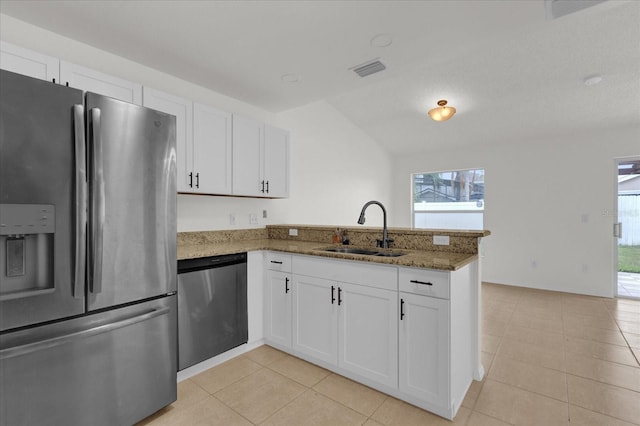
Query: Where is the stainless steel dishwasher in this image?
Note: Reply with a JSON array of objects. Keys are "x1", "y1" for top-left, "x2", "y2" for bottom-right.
[{"x1": 177, "y1": 253, "x2": 247, "y2": 371}]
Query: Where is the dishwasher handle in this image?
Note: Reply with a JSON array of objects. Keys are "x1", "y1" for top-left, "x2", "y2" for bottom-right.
[{"x1": 178, "y1": 253, "x2": 247, "y2": 274}]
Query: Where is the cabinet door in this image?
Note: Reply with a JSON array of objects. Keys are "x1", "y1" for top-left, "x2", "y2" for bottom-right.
[
  {"x1": 60, "y1": 61, "x2": 142, "y2": 105},
  {"x1": 264, "y1": 271, "x2": 292, "y2": 349},
  {"x1": 193, "y1": 103, "x2": 232, "y2": 194},
  {"x1": 292, "y1": 275, "x2": 338, "y2": 365},
  {"x1": 263, "y1": 125, "x2": 289, "y2": 198},
  {"x1": 0, "y1": 41, "x2": 59, "y2": 82},
  {"x1": 143, "y1": 87, "x2": 193, "y2": 193},
  {"x1": 232, "y1": 115, "x2": 263, "y2": 196},
  {"x1": 338, "y1": 282, "x2": 398, "y2": 388},
  {"x1": 399, "y1": 292, "x2": 450, "y2": 408}
]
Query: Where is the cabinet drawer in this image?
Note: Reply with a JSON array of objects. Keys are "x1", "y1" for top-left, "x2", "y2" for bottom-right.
[
  {"x1": 292, "y1": 255, "x2": 397, "y2": 291},
  {"x1": 399, "y1": 267, "x2": 449, "y2": 299},
  {"x1": 265, "y1": 252, "x2": 292, "y2": 272}
]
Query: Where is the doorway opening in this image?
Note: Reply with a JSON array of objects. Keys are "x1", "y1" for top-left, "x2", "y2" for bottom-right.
[{"x1": 616, "y1": 158, "x2": 640, "y2": 299}]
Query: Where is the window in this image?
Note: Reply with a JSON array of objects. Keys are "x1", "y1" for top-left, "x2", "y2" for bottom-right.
[{"x1": 412, "y1": 169, "x2": 485, "y2": 230}]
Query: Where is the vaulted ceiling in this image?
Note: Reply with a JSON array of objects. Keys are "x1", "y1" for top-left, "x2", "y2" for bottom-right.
[{"x1": 1, "y1": 0, "x2": 638, "y2": 154}]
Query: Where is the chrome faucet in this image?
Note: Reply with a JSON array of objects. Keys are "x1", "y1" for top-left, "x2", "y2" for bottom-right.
[{"x1": 357, "y1": 200, "x2": 391, "y2": 249}]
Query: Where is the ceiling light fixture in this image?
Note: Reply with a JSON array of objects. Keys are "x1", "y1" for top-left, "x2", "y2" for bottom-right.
[
  {"x1": 370, "y1": 33, "x2": 393, "y2": 48},
  {"x1": 281, "y1": 73, "x2": 301, "y2": 83},
  {"x1": 428, "y1": 100, "x2": 456, "y2": 122},
  {"x1": 583, "y1": 74, "x2": 602, "y2": 86}
]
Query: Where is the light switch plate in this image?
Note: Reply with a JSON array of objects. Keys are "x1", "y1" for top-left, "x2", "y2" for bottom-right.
[
  {"x1": 249, "y1": 214, "x2": 258, "y2": 225},
  {"x1": 433, "y1": 235, "x2": 450, "y2": 245}
]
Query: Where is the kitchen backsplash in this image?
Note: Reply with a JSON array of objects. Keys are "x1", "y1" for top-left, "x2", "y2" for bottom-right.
[
  {"x1": 178, "y1": 225, "x2": 489, "y2": 255},
  {"x1": 266, "y1": 225, "x2": 487, "y2": 254},
  {"x1": 177, "y1": 228, "x2": 267, "y2": 246}
]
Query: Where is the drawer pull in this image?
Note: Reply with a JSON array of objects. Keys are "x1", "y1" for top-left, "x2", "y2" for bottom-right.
[
  {"x1": 270, "y1": 260, "x2": 283, "y2": 264},
  {"x1": 410, "y1": 279, "x2": 433, "y2": 286}
]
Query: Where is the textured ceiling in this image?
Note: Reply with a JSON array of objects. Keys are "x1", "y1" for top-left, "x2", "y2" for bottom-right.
[{"x1": 1, "y1": 0, "x2": 638, "y2": 154}]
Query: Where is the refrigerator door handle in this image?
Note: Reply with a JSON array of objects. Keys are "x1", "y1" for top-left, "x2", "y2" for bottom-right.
[
  {"x1": 73, "y1": 104, "x2": 87, "y2": 299},
  {"x1": 89, "y1": 107, "x2": 105, "y2": 295},
  {"x1": 0, "y1": 306, "x2": 170, "y2": 360}
]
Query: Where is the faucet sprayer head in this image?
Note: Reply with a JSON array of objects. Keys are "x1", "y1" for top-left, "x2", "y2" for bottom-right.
[{"x1": 357, "y1": 213, "x2": 366, "y2": 225}]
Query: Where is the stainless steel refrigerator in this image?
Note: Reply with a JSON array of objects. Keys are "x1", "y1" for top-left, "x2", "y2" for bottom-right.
[{"x1": 0, "y1": 70, "x2": 177, "y2": 425}]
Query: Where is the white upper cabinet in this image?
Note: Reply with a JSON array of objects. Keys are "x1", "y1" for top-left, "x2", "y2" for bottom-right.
[
  {"x1": 0, "y1": 41, "x2": 59, "y2": 82},
  {"x1": 0, "y1": 43, "x2": 142, "y2": 105},
  {"x1": 232, "y1": 115, "x2": 264, "y2": 196},
  {"x1": 60, "y1": 61, "x2": 142, "y2": 105},
  {"x1": 193, "y1": 103, "x2": 232, "y2": 195},
  {"x1": 232, "y1": 115, "x2": 289, "y2": 198},
  {"x1": 2, "y1": 43, "x2": 289, "y2": 199},
  {"x1": 143, "y1": 88, "x2": 232, "y2": 195},
  {"x1": 264, "y1": 125, "x2": 290, "y2": 198},
  {"x1": 143, "y1": 87, "x2": 193, "y2": 193}
]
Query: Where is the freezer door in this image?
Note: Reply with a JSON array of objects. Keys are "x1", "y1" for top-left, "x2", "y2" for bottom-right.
[
  {"x1": 0, "y1": 70, "x2": 85, "y2": 331},
  {"x1": 85, "y1": 93, "x2": 177, "y2": 311},
  {"x1": 0, "y1": 296, "x2": 177, "y2": 425}
]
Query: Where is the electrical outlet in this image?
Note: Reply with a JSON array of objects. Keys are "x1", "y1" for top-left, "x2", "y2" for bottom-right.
[
  {"x1": 263, "y1": 209, "x2": 268, "y2": 218},
  {"x1": 229, "y1": 214, "x2": 236, "y2": 225},
  {"x1": 249, "y1": 213, "x2": 258, "y2": 225},
  {"x1": 289, "y1": 228, "x2": 298, "y2": 236},
  {"x1": 433, "y1": 235, "x2": 450, "y2": 245}
]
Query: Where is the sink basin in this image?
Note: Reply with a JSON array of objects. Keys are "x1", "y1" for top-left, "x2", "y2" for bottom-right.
[
  {"x1": 322, "y1": 247, "x2": 406, "y2": 257},
  {"x1": 374, "y1": 252, "x2": 405, "y2": 257}
]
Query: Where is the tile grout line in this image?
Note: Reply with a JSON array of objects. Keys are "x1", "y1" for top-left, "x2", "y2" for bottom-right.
[{"x1": 564, "y1": 373, "x2": 640, "y2": 426}]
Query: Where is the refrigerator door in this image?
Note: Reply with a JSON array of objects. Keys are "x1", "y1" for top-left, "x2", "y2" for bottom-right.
[
  {"x1": 0, "y1": 70, "x2": 86, "y2": 331},
  {"x1": 0, "y1": 295, "x2": 177, "y2": 425},
  {"x1": 85, "y1": 93, "x2": 176, "y2": 311}
]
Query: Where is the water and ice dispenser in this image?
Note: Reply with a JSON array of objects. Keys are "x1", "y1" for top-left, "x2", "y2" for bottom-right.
[{"x1": 0, "y1": 204, "x2": 55, "y2": 300}]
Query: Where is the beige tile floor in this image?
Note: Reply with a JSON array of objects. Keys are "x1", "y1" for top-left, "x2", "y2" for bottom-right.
[{"x1": 139, "y1": 283, "x2": 640, "y2": 426}]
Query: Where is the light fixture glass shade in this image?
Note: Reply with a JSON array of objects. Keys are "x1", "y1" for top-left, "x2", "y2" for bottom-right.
[{"x1": 428, "y1": 100, "x2": 456, "y2": 121}]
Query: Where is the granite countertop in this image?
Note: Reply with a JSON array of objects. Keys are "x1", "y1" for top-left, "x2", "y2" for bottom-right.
[{"x1": 178, "y1": 238, "x2": 478, "y2": 271}]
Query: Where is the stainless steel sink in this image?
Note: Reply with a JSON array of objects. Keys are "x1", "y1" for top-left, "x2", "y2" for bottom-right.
[
  {"x1": 374, "y1": 252, "x2": 405, "y2": 257},
  {"x1": 322, "y1": 247, "x2": 405, "y2": 257}
]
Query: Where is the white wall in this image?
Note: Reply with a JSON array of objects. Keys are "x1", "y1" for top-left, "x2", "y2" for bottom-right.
[
  {"x1": 1, "y1": 14, "x2": 393, "y2": 232},
  {"x1": 393, "y1": 125, "x2": 640, "y2": 297},
  {"x1": 271, "y1": 100, "x2": 393, "y2": 228}
]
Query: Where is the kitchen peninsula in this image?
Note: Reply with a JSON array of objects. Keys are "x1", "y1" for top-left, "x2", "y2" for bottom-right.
[{"x1": 178, "y1": 225, "x2": 489, "y2": 419}]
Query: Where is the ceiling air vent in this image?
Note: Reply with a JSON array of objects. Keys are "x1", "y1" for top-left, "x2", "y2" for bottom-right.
[
  {"x1": 545, "y1": 0, "x2": 607, "y2": 19},
  {"x1": 351, "y1": 59, "x2": 386, "y2": 78}
]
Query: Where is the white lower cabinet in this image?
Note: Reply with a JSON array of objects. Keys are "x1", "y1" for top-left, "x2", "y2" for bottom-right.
[
  {"x1": 339, "y1": 282, "x2": 398, "y2": 388},
  {"x1": 398, "y1": 292, "x2": 449, "y2": 408},
  {"x1": 288, "y1": 253, "x2": 399, "y2": 391},
  {"x1": 264, "y1": 254, "x2": 476, "y2": 420},
  {"x1": 292, "y1": 275, "x2": 338, "y2": 364},
  {"x1": 264, "y1": 270, "x2": 292, "y2": 349},
  {"x1": 291, "y1": 275, "x2": 397, "y2": 387}
]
